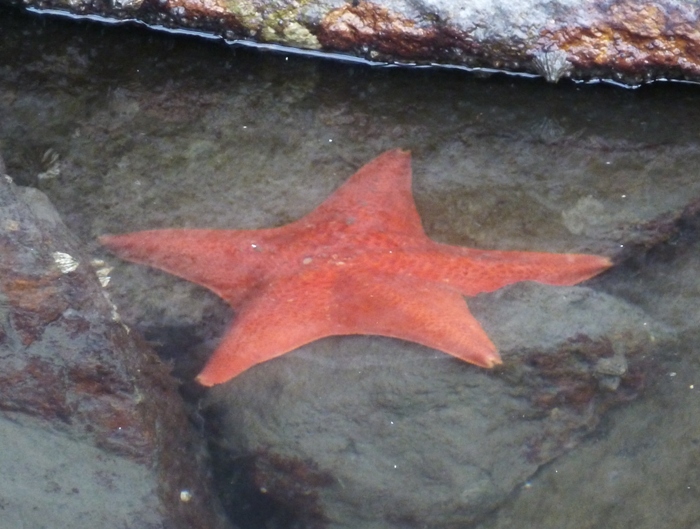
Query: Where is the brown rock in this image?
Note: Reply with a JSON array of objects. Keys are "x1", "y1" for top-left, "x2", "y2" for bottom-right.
[{"x1": 0, "y1": 170, "x2": 231, "y2": 529}]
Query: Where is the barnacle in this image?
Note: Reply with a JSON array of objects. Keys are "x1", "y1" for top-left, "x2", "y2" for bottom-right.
[{"x1": 532, "y1": 49, "x2": 573, "y2": 83}]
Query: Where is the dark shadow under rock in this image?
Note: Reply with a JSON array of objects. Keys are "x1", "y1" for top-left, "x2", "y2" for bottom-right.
[{"x1": 204, "y1": 282, "x2": 665, "y2": 529}]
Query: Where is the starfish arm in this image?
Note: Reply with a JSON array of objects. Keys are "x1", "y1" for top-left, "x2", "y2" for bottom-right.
[
  {"x1": 329, "y1": 273, "x2": 502, "y2": 368},
  {"x1": 100, "y1": 230, "x2": 282, "y2": 303},
  {"x1": 298, "y1": 149, "x2": 427, "y2": 238},
  {"x1": 195, "y1": 269, "x2": 340, "y2": 386},
  {"x1": 196, "y1": 270, "x2": 501, "y2": 386},
  {"x1": 419, "y1": 244, "x2": 613, "y2": 296}
]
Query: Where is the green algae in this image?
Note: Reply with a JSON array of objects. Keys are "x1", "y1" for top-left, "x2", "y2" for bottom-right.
[{"x1": 223, "y1": 0, "x2": 321, "y2": 48}]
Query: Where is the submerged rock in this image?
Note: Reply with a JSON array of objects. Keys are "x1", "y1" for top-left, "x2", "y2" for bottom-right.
[
  {"x1": 0, "y1": 164, "x2": 230, "y2": 529},
  {"x1": 483, "y1": 211, "x2": 700, "y2": 529},
  {"x1": 203, "y1": 282, "x2": 664, "y2": 528}
]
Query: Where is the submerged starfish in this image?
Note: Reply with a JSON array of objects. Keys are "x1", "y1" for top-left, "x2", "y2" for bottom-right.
[{"x1": 101, "y1": 149, "x2": 611, "y2": 386}]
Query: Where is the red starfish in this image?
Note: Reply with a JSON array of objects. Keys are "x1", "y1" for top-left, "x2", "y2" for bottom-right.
[{"x1": 100, "y1": 149, "x2": 611, "y2": 386}]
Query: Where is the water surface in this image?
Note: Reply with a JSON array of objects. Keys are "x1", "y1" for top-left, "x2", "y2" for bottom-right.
[{"x1": 1, "y1": 6, "x2": 699, "y2": 529}]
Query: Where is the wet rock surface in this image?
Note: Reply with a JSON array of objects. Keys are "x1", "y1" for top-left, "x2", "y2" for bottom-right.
[
  {"x1": 482, "y1": 215, "x2": 700, "y2": 529},
  {"x1": 5, "y1": 0, "x2": 700, "y2": 85},
  {"x1": 203, "y1": 283, "x2": 662, "y2": 529},
  {"x1": 2, "y1": 10, "x2": 700, "y2": 529},
  {"x1": 0, "y1": 163, "x2": 230, "y2": 529}
]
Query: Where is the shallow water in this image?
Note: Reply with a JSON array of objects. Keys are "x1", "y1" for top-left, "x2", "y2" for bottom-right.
[{"x1": 1, "y1": 6, "x2": 699, "y2": 529}]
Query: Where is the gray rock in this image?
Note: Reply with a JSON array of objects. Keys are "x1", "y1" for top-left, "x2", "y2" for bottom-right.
[
  {"x1": 481, "y1": 362, "x2": 700, "y2": 529},
  {"x1": 0, "y1": 416, "x2": 166, "y2": 529},
  {"x1": 204, "y1": 283, "x2": 664, "y2": 528},
  {"x1": 480, "y1": 216, "x2": 700, "y2": 529}
]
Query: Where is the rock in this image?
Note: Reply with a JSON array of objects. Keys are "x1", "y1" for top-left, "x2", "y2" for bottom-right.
[
  {"x1": 0, "y1": 169, "x2": 231, "y2": 529},
  {"x1": 203, "y1": 283, "x2": 664, "y2": 528},
  {"x1": 482, "y1": 369, "x2": 700, "y2": 529},
  {"x1": 2, "y1": 13, "x2": 698, "y2": 526},
  {"x1": 481, "y1": 212, "x2": 700, "y2": 529},
  {"x1": 9, "y1": 0, "x2": 700, "y2": 85}
]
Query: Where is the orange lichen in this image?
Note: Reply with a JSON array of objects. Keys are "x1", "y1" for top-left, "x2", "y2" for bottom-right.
[
  {"x1": 541, "y1": 0, "x2": 700, "y2": 76},
  {"x1": 318, "y1": 1, "x2": 443, "y2": 59}
]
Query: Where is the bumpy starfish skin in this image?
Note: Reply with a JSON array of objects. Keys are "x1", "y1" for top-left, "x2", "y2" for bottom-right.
[{"x1": 100, "y1": 149, "x2": 612, "y2": 386}]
